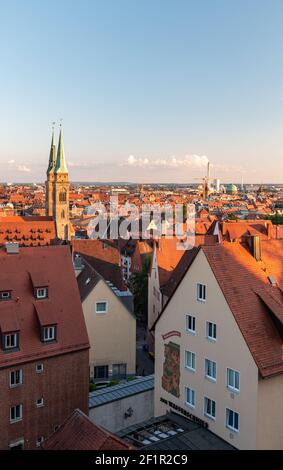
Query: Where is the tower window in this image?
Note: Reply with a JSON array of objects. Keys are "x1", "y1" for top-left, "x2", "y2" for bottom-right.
[{"x1": 59, "y1": 191, "x2": 67, "y2": 203}]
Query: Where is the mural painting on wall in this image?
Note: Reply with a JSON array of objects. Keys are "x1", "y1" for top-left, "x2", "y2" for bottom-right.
[{"x1": 162, "y1": 341, "x2": 180, "y2": 398}]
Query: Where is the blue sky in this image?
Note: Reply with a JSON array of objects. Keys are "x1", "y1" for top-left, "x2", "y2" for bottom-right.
[{"x1": 0, "y1": 0, "x2": 283, "y2": 183}]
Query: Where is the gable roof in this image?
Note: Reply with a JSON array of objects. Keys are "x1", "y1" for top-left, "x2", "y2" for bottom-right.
[
  {"x1": 42, "y1": 409, "x2": 134, "y2": 450},
  {"x1": 154, "y1": 238, "x2": 283, "y2": 378},
  {"x1": 202, "y1": 242, "x2": 283, "y2": 378},
  {"x1": 77, "y1": 256, "x2": 134, "y2": 316},
  {"x1": 0, "y1": 245, "x2": 89, "y2": 368}
]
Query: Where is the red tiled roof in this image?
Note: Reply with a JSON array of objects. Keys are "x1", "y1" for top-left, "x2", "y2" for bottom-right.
[
  {"x1": 35, "y1": 302, "x2": 58, "y2": 327},
  {"x1": 0, "y1": 303, "x2": 20, "y2": 333},
  {"x1": 203, "y1": 242, "x2": 283, "y2": 378},
  {"x1": 0, "y1": 245, "x2": 89, "y2": 368},
  {"x1": 30, "y1": 271, "x2": 49, "y2": 288},
  {"x1": 42, "y1": 409, "x2": 134, "y2": 450},
  {"x1": 221, "y1": 220, "x2": 272, "y2": 242},
  {"x1": 72, "y1": 239, "x2": 121, "y2": 265},
  {"x1": 0, "y1": 216, "x2": 56, "y2": 246}
]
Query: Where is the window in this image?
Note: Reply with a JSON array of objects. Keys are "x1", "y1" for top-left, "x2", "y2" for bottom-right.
[
  {"x1": 35, "y1": 288, "x2": 48, "y2": 299},
  {"x1": 112, "y1": 363, "x2": 127, "y2": 378},
  {"x1": 36, "y1": 437, "x2": 44, "y2": 448},
  {"x1": 42, "y1": 326, "x2": 56, "y2": 342},
  {"x1": 59, "y1": 191, "x2": 67, "y2": 203},
  {"x1": 206, "y1": 322, "x2": 217, "y2": 341},
  {"x1": 205, "y1": 359, "x2": 217, "y2": 381},
  {"x1": 36, "y1": 398, "x2": 44, "y2": 408},
  {"x1": 4, "y1": 333, "x2": 19, "y2": 351},
  {"x1": 197, "y1": 283, "x2": 206, "y2": 301},
  {"x1": 204, "y1": 397, "x2": 216, "y2": 420},
  {"x1": 95, "y1": 302, "x2": 107, "y2": 314},
  {"x1": 10, "y1": 405, "x2": 22, "y2": 423},
  {"x1": 226, "y1": 408, "x2": 239, "y2": 432},
  {"x1": 0, "y1": 291, "x2": 11, "y2": 300},
  {"x1": 9, "y1": 439, "x2": 24, "y2": 450},
  {"x1": 186, "y1": 315, "x2": 196, "y2": 334},
  {"x1": 185, "y1": 387, "x2": 195, "y2": 408},
  {"x1": 185, "y1": 351, "x2": 196, "y2": 372},
  {"x1": 36, "y1": 363, "x2": 44, "y2": 373},
  {"x1": 227, "y1": 368, "x2": 240, "y2": 392},
  {"x1": 94, "y1": 365, "x2": 109, "y2": 379},
  {"x1": 10, "y1": 369, "x2": 23, "y2": 388}
]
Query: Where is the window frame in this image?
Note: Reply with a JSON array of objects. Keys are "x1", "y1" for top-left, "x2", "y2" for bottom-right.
[
  {"x1": 204, "y1": 397, "x2": 216, "y2": 421},
  {"x1": 0, "y1": 291, "x2": 12, "y2": 301},
  {"x1": 35, "y1": 287, "x2": 48, "y2": 299},
  {"x1": 95, "y1": 301, "x2": 108, "y2": 314},
  {"x1": 10, "y1": 369, "x2": 23, "y2": 388},
  {"x1": 36, "y1": 398, "x2": 44, "y2": 408},
  {"x1": 185, "y1": 350, "x2": 196, "y2": 372},
  {"x1": 206, "y1": 321, "x2": 217, "y2": 341},
  {"x1": 36, "y1": 363, "x2": 44, "y2": 374},
  {"x1": 42, "y1": 326, "x2": 56, "y2": 343},
  {"x1": 226, "y1": 408, "x2": 240, "y2": 432},
  {"x1": 185, "y1": 386, "x2": 196, "y2": 409},
  {"x1": 10, "y1": 404, "x2": 23, "y2": 424},
  {"x1": 3, "y1": 332, "x2": 19, "y2": 351},
  {"x1": 204, "y1": 358, "x2": 217, "y2": 382},
  {"x1": 112, "y1": 363, "x2": 127, "y2": 379},
  {"x1": 94, "y1": 365, "x2": 109, "y2": 379},
  {"x1": 197, "y1": 283, "x2": 206, "y2": 302},
  {"x1": 186, "y1": 314, "x2": 196, "y2": 334},
  {"x1": 227, "y1": 368, "x2": 240, "y2": 393}
]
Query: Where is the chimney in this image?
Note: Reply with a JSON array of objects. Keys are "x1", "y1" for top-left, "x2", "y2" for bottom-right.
[
  {"x1": 5, "y1": 242, "x2": 19, "y2": 254},
  {"x1": 250, "y1": 235, "x2": 261, "y2": 261}
]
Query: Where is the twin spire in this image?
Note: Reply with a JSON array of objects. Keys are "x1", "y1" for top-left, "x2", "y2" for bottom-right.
[{"x1": 47, "y1": 125, "x2": 68, "y2": 175}]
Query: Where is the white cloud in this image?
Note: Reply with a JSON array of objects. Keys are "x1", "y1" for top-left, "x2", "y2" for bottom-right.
[
  {"x1": 17, "y1": 165, "x2": 31, "y2": 173},
  {"x1": 124, "y1": 154, "x2": 209, "y2": 169},
  {"x1": 8, "y1": 159, "x2": 15, "y2": 164}
]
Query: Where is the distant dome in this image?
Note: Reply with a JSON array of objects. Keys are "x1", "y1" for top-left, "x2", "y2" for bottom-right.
[{"x1": 226, "y1": 184, "x2": 238, "y2": 194}]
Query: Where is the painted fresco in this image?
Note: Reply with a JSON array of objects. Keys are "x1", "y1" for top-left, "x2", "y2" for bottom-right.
[{"x1": 162, "y1": 341, "x2": 180, "y2": 398}]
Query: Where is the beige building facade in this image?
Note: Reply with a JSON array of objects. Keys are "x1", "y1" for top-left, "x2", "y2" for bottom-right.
[
  {"x1": 154, "y1": 248, "x2": 283, "y2": 450},
  {"x1": 79, "y1": 269, "x2": 136, "y2": 381}
]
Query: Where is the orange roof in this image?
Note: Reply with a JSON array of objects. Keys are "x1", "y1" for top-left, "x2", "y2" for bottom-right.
[
  {"x1": 0, "y1": 216, "x2": 56, "y2": 246},
  {"x1": 42, "y1": 409, "x2": 134, "y2": 450},
  {"x1": 203, "y1": 241, "x2": 283, "y2": 378},
  {"x1": 156, "y1": 238, "x2": 185, "y2": 286}
]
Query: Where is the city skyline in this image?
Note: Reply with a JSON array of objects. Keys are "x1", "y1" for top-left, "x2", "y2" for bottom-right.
[{"x1": 1, "y1": 0, "x2": 283, "y2": 183}]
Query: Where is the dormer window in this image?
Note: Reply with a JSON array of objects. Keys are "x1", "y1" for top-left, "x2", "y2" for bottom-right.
[
  {"x1": 35, "y1": 288, "x2": 48, "y2": 299},
  {"x1": 0, "y1": 291, "x2": 11, "y2": 301},
  {"x1": 42, "y1": 326, "x2": 56, "y2": 343},
  {"x1": 3, "y1": 332, "x2": 19, "y2": 351}
]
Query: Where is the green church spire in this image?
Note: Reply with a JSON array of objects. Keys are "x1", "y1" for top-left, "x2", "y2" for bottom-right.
[
  {"x1": 47, "y1": 125, "x2": 56, "y2": 174},
  {"x1": 54, "y1": 125, "x2": 68, "y2": 174}
]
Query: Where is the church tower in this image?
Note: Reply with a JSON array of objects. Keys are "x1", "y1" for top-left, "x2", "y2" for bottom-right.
[
  {"x1": 53, "y1": 126, "x2": 70, "y2": 240},
  {"x1": 45, "y1": 126, "x2": 56, "y2": 216}
]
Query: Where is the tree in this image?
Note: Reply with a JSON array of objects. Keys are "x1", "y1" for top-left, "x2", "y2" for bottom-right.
[
  {"x1": 129, "y1": 255, "x2": 151, "y2": 323},
  {"x1": 264, "y1": 214, "x2": 283, "y2": 225}
]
